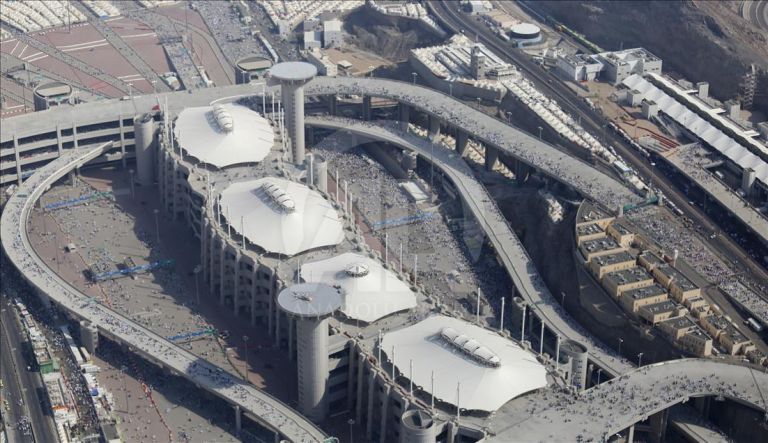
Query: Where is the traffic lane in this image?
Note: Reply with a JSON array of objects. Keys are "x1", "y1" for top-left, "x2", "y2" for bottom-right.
[
  {"x1": 428, "y1": 0, "x2": 768, "y2": 291},
  {"x1": 0, "y1": 302, "x2": 59, "y2": 443},
  {"x1": 1, "y1": 309, "x2": 30, "y2": 443}
]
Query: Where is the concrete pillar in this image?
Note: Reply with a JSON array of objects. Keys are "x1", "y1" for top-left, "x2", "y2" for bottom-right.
[
  {"x1": 627, "y1": 424, "x2": 635, "y2": 443},
  {"x1": 346, "y1": 349, "x2": 358, "y2": 413},
  {"x1": 355, "y1": 353, "x2": 365, "y2": 423},
  {"x1": 250, "y1": 268, "x2": 259, "y2": 325},
  {"x1": 328, "y1": 94, "x2": 337, "y2": 116},
  {"x1": 485, "y1": 145, "x2": 499, "y2": 171},
  {"x1": 447, "y1": 420, "x2": 459, "y2": 443},
  {"x1": 218, "y1": 246, "x2": 226, "y2": 305},
  {"x1": 72, "y1": 122, "x2": 78, "y2": 149},
  {"x1": 428, "y1": 115, "x2": 441, "y2": 142},
  {"x1": 362, "y1": 95, "x2": 372, "y2": 121},
  {"x1": 515, "y1": 160, "x2": 529, "y2": 184},
  {"x1": 399, "y1": 103, "x2": 410, "y2": 132},
  {"x1": 270, "y1": 62, "x2": 317, "y2": 166},
  {"x1": 79, "y1": 321, "x2": 98, "y2": 354},
  {"x1": 12, "y1": 135, "x2": 21, "y2": 185},
  {"x1": 133, "y1": 113, "x2": 156, "y2": 186},
  {"x1": 119, "y1": 115, "x2": 126, "y2": 168},
  {"x1": 233, "y1": 252, "x2": 241, "y2": 316},
  {"x1": 208, "y1": 229, "x2": 217, "y2": 293},
  {"x1": 288, "y1": 317, "x2": 294, "y2": 361},
  {"x1": 235, "y1": 405, "x2": 242, "y2": 434},
  {"x1": 455, "y1": 130, "x2": 468, "y2": 157},
  {"x1": 365, "y1": 372, "x2": 376, "y2": 440},
  {"x1": 379, "y1": 384, "x2": 391, "y2": 443},
  {"x1": 55, "y1": 123, "x2": 63, "y2": 157},
  {"x1": 649, "y1": 409, "x2": 668, "y2": 443},
  {"x1": 742, "y1": 167, "x2": 756, "y2": 197}
]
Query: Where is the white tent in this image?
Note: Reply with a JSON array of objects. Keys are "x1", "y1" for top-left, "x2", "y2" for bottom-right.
[
  {"x1": 174, "y1": 103, "x2": 274, "y2": 168},
  {"x1": 381, "y1": 315, "x2": 547, "y2": 412},
  {"x1": 219, "y1": 178, "x2": 344, "y2": 256},
  {"x1": 300, "y1": 252, "x2": 417, "y2": 323}
]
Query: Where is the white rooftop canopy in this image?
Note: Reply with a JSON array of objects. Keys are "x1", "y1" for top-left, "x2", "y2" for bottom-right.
[
  {"x1": 381, "y1": 315, "x2": 547, "y2": 412},
  {"x1": 300, "y1": 252, "x2": 417, "y2": 323},
  {"x1": 622, "y1": 74, "x2": 768, "y2": 187},
  {"x1": 174, "y1": 103, "x2": 274, "y2": 169},
  {"x1": 220, "y1": 177, "x2": 344, "y2": 256}
]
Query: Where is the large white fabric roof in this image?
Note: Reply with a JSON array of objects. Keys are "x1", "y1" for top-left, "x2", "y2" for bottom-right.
[
  {"x1": 622, "y1": 74, "x2": 768, "y2": 187},
  {"x1": 300, "y1": 252, "x2": 417, "y2": 323},
  {"x1": 174, "y1": 103, "x2": 274, "y2": 169},
  {"x1": 381, "y1": 315, "x2": 547, "y2": 412},
  {"x1": 220, "y1": 178, "x2": 344, "y2": 256}
]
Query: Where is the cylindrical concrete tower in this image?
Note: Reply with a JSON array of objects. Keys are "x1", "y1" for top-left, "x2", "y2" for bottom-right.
[
  {"x1": 268, "y1": 62, "x2": 317, "y2": 165},
  {"x1": 79, "y1": 320, "x2": 99, "y2": 354},
  {"x1": 561, "y1": 339, "x2": 588, "y2": 390},
  {"x1": 277, "y1": 282, "x2": 341, "y2": 422},
  {"x1": 312, "y1": 154, "x2": 328, "y2": 193},
  {"x1": 400, "y1": 409, "x2": 437, "y2": 443},
  {"x1": 133, "y1": 113, "x2": 156, "y2": 186},
  {"x1": 33, "y1": 81, "x2": 73, "y2": 111}
]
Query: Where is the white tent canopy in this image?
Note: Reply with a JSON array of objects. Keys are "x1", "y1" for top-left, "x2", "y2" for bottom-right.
[
  {"x1": 219, "y1": 178, "x2": 344, "y2": 256},
  {"x1": 381, "y1": 315, "x2": 547, "y2": 412},
  {"x1": 300, "y1": 252, "x2": 417, "y2": 323},
  {"x1": 174, "y1": 103, "x2": 274, "y2": 169}
]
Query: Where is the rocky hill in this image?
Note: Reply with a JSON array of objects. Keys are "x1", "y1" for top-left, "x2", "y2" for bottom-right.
[{"x1": 531, "y1": 1, "x2": 768, "y2": 110}]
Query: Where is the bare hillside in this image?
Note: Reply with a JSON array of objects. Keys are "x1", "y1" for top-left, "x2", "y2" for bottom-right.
[{"x1": 531, "y1": 1, "x2": 768, "y2": 105}]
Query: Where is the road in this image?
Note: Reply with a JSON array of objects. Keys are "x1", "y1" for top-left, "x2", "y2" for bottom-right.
[
  {"x1": 305, "y1": 115, "x2": 633, "y2": 376},
  {"x1": 426, "y1": 0, "x2": 768, "y2": 300},
  {"x1": 0, "y1": 296, "x2": 59, "y2": 443}
]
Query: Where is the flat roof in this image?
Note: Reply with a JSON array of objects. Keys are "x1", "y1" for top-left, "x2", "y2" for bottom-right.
[
  {"x1": 623, "y1": 283, "x2": 667, "y2": 300},
  {"x1": 300, "y1": 252, "x2": 417, "y2": 323},
  {"x1": 655, "y1": 265, "x2": 698, "y2": 290},
  {"x1": 219, "y1": 177, "x2": 344, "y2": 256},
  {"x1": 660, "y1": 315, "x2": 696, "y2": 331},
  {"x1": 580, "y1": 238, "x2": 622, "y2": 253},
  {"x1": 640, "y1": 300, "x2": 678, "y2": 314},
  {"x1": 604, "y1": 267, "x2": 653, "y2": 286},
  {"x1": 34, "y1": 82, "x2": 72, "y2": 97},
  {"x1": 577, "y1": 223, "x2": 604, "y2": 237},
  {"x1": 277, "y1": 282, "x2": 341, "y2": 317},
  {"x1": 268, "y1": 61, "x2": 317, "y2": 81},
  {"x1": 381, "y1": 315, "x2": 547, "y2": 412},
  {"x1": 174, "y1": 103, "x2": 274, "y2": 168},
  {"x1": 237, "y1": 56, "x2": 273, "y2": 71},
  {"x1": 592, "y1": 250, "x2": 635, "y2": 267}
]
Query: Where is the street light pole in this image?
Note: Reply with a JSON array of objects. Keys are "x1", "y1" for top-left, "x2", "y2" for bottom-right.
[
  {"x1": 618, "y1": 337, "x2": 623, "y2": 356},
  {"x1": 538, "y1": 126, "x2": 543, "y2": 139},
  {"x1": 637, "y1": 352, "x2": 643, "y2": 367},
  {"x1": 153, "y1": 209, "x2": 160, "y2": 244},
  {"x1": 411, "y1": 72, "x2": 417, "y2": 85},
  {"x1": 243, "y1": 335, "x2": 249, "y2": 383},
  {"x1": 596, "y1": 368, "x2": 602, "y2": 385}
]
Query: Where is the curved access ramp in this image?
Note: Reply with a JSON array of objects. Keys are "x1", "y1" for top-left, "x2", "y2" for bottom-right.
[
  {"x1": 305, "y1": 115, "x2": 633, "y2": 376},
  {"x1": 0, "y1": 142, "x2": 327, "y2": 443},
  {"x1": 305, "y1": 76, "x2": 641, "y2": 211},
  {"x1": 487, "y1": 358, "x2": 768, "y2": 442}
]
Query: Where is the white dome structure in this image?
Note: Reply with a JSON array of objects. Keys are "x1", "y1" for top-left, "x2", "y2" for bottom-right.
[
  {"x1": 174, "y1": 103, "x2": 273, "y2": 168},
  {"x1": 300, "y1": 252, "x2": 417, "y2": 323},
  {"x1": 219, "y1": 177, "x2": 344, "y2": 256}
]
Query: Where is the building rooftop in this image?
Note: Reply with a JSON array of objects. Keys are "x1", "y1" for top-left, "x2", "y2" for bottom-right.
[
  {"x1": 623, "y1": 283, "x2": 667, "y2": 301},
  {"x1": 723, "y1": 324, "x2": 750, "y2": 344},
  {"x1": 604, "y1": 267, "x2": 652, "y2": 286},
  {"x1": 591, "y1": 251, "x2": 635, "y2": 267},
  {"x1": 655, "y1": 264, "x2": 698, "y2": 291},
  {"x1": 380, "y1": 315, "x2": 547, "y2": 412},
  {"x1": 684, "y1": 326, "x2": 712, "y2": 342},
  {"x1": 268, "y1": 61, "x2": 318, "y2": 82},
  {"x1": 580, "y1": 238, "x2": 622, "y2": 254},
  {"x1": 638, "y1": 250, "x2": 665, "y2": 267},
  {"x1": 219, "y1": 177, "x2": 344, "y2": 256},
  {"x1": 609, "y1": 222, "x2": 632, "y2": 236},
  {"x1": 639, "y1": 299, "x2": 678, "y2": 315},
  {"x1": 174, "y1": 103, "x2": 274, "y2": 168},
  {"x1": 299, "y1": 252, "x2": 417, "y2": 323},
  {"x1": 577, "y1": 222, "x2": 604, "y2": 237},
  {"x1": 277, "y1": 282, "x2": 342, "y2": 317},
  {"x1": 660, "y1": 315, "x2": 697, "y2": 331}
]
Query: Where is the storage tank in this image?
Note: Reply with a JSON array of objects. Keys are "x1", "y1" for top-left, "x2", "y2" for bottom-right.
[
  {"x1": 133, "y1": 113, "x2": 156, "y2": 186},
  {"x1": 400, "y1": 409, "x2": 436, "y2": 443}
]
